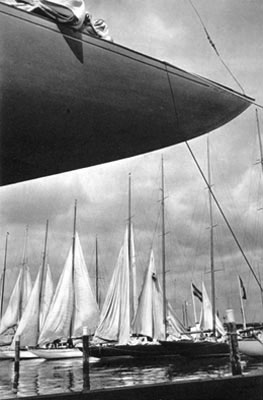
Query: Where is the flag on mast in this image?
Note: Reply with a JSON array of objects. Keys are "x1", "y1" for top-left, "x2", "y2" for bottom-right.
[
  {"x1": 239, "y1": 276, "x2": 247, "y2": 300},
  {"x1": 192, "y1": 283, "x2": 203, "y2": 302}
]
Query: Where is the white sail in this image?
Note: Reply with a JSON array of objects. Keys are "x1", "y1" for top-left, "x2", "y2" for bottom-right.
[
  {"x1": 72, "y1": 233, "x2": 99, "y2": 336},
  {"x1": 12, "y1": 264, "x2": 54, "y2": 347},
  {"x1": 132, "y1": 250, "x2": 161, "y2": 339},
  {"x1": 38, "y1": 232, "x2": 99, "y2": 345},
  {"x1": 132, "y1": 250, "x2": 186, "y2": 340},
  {"x1": 40, "y1": 264, "x2": 54, "y2": 328},
  {"x1": 94, "y1": 226, "x2": 131, "y2": 344},
  {"x1": 0, "y1": 266, "x2": 32, "y2": 335},
  {"x1": 199, "y1": 282, "x2": 225, "y2": 336},
  {"x1": 129, "y1": 224, "x2": 137, "y2": 321}
]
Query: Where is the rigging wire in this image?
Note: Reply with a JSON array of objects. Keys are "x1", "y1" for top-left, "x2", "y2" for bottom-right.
[
  {"x1": 185, "y1": 140, "x2": 263, "y2": 293},
  {"x1": 187, "y1": 0, "x2": 246, "y2": 95}
]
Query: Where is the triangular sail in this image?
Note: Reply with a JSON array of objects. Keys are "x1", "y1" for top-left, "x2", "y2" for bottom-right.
[
  {"x1": 94, "y1": 226, "x2": 130, "y2": 344},
  {"x1": 0, "y1": 266, "x2": 32, "y2": 335},
  {"x1": 38, "y1": 247, "x2": 73, "y2": 345},
  {"x1": 40, "y1": 264, "x2": 54, "y2": 328},
  {"x1": 199, "y1": 282, "x2": 225, "y2": 336},
  {"x1": 129, "y1": 224, "x2": 137, "y2": 323},
  {"x1": 11, "y1": 264, "x2": 54, "y2": 347},
  {"x1": 132, "y1": 250, "x2": 187, "y2": 340},
  {"x1": 38, "y1": 232, "x2": 99, "y2": 345},
  {"x1": 72, "y1": 233, "x2": 99, "y2": 336}
]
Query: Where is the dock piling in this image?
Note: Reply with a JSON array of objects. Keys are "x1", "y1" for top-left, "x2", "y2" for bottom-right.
[
  {"x1": 82, "y1": 326, "x2": 90, "y2": 392},
  {"x1": 13, "y1": 335, "x2": 20, "y2": 392},
  {"x1": 226, "y1": 309, "x2": 242, "y2": 376}
]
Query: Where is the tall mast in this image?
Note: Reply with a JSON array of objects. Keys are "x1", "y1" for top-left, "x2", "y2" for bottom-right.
[
  {"x1": 69, "y1": 200, "x2": 77, "y2": 339},
  {"x1": 161, "y1": 156, "x2": 167, "y2": 336},
  {"x1": 95, "y1": 235, "x2": 99, "y2": 306},
  {"x1": 128, "y1": 173, "x2": 136, "y2": 321},
  {"x1": 0, "y1": 232, "x2": 9, "y2": 319},
  {"x1": 19, "y1": 225, "x2": 29, "y2": 321},
  {"x1": 207, "y1": 136, "x2": 216, "y2": 336},
  {"x1": 256, "y1": 109, "x2": 263, "y2": 174},
  {"x1": 255, "y1": 109, "x2": 263, "y2": 312},
  {"x1": 38, "y1": 220, "x2": 49, "y2": 335}
]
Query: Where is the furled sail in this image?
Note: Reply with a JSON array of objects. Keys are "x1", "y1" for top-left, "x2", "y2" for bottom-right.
[
  {"x1": 199, "y1": 282, "x2": 225, "y2": 336},
  {"x1": 132, "y1": 250, "x2": 187, "y2": 340},
  {"x1": 38, "y1": 233, "x2": 99, "y2": 345},
  {"x1": 11, "y1": 264, "x2": 54, "y2": 347},
  {"x1": 0, "y1": 266, "x2": 32, "y2": 335},
  {"x1": 94, "y1": 225, "x2": 132, "y2": 344}
]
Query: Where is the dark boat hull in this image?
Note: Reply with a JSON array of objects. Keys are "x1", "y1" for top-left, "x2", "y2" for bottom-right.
[
  {"x1": 0, "y1": 4, "x2": 253, "y2": 185},
  {"x1": 88, "y1": 340, "x2": 229, "y2": 359},
  {"x1": 159, "y1": 340, "x2": 230, "y2": 358}
]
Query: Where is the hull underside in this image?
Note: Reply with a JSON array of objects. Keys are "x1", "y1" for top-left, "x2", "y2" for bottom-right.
[{"x1": 0, "y1": 4, "x2": 253, "y2": 185}]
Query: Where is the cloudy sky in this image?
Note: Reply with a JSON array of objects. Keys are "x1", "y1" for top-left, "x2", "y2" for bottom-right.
[{"x1": 1, "y1": 0, "x2": 263, "y2": 326}]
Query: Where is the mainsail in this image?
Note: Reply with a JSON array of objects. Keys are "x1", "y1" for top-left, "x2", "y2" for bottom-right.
[
  {"x1": 94, "y1": 224, "x2": 135, "y2": 345},
  {"x1": 199, "y1": 282, "x2": 225, "y2": 336},
  {"x1": 12, "y1": 264, "x2": 54, "y2": 347},
  {"x1": 0, "y1": 266, "x2": 32, "y2": 335},
  {"x1": 38, "y1": 232, "x2": 99, "y2": 345},
  {"x1": 132, "y1": 250, "x2": 187, "y2": 340}
]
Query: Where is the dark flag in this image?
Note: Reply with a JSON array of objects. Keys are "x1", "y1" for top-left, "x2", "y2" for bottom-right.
[
  {"x1": 192, "y1": 283, "x2": 203, "y2": 302},
  {"x1": 239, "y1": 276, "x2": 247, "y2": 300}
]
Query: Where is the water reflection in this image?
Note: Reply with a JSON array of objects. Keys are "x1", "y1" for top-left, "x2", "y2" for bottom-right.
[{"x1": 0, "y1": 356, "x2": 262, "y2": 399}]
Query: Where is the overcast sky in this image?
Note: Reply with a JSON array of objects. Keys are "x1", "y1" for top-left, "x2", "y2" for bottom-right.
[{"x1": 1, "y1": 0, "x2": 263, "y2": 326}]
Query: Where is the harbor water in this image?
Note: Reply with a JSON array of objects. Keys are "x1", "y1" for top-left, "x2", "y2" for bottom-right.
[{"x1": 0, "y1": 356, "x2": 262, "y2": 398}]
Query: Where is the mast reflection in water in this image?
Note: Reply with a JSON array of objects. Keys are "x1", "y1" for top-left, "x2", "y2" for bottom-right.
[{"x1": 0, "y1": 356, "x2": 262, "y2": 399}]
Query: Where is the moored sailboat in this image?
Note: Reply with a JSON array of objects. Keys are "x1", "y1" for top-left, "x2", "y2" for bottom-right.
[
  {"x1": 0, "y1": 221, "x2": 53, "y2": 360},
  {"x1": 0, "y1": 227, "x2": 32, "y2": 340},
  {"x1": 30, "y1": 201, "x2": 100, "y2": 359}
]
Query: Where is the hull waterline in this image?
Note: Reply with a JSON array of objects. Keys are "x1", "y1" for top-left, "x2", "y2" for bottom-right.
[
  {"x1": 29, "y1": 347, "x2": 100, "y2": 361},
  {"x1": 0, "y1": 4, "x2": 253, "y2": 185},
  {"x1": 0, "y1": 348, "x2": 39, "y2": 359}
]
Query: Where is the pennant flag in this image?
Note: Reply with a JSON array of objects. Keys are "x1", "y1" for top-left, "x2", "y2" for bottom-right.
[
  {"x1": 239, "y1": 276, "x2": 247, "y2": 300},
  {"x1": 192, "y1": 283, "x2": 203, "y2": 302}
]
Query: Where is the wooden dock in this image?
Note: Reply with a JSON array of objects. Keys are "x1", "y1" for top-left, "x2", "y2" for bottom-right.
[{"x1": 6, "y1": 372, "x2": 263, "y2": 400}]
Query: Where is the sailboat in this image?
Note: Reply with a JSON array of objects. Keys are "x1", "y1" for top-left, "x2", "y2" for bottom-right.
[
  {"x1": 132, "y1": 249, "x2": 188, "y2": 341},
  {"x1": 161, "y1": 281, "x2": 229, "y2": 358},
  {"x1": 30, "y1": 201, "x2": 100, "y2": 359},
  {"x1": 0, "y1": 227, "x2": 32, "y2": 340},
  {"x1": 0, "y1": 2, "x2": 253, "y2": 186},
  {"x1": 0, "y1": 222, "x2": 53, "y2": 360},
  {"x1": 153, "y1": 154, "x2": 229, "y2": 358},
  {"x1": 86, "y1": 172, "x2": 198, "y2": 360}
]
